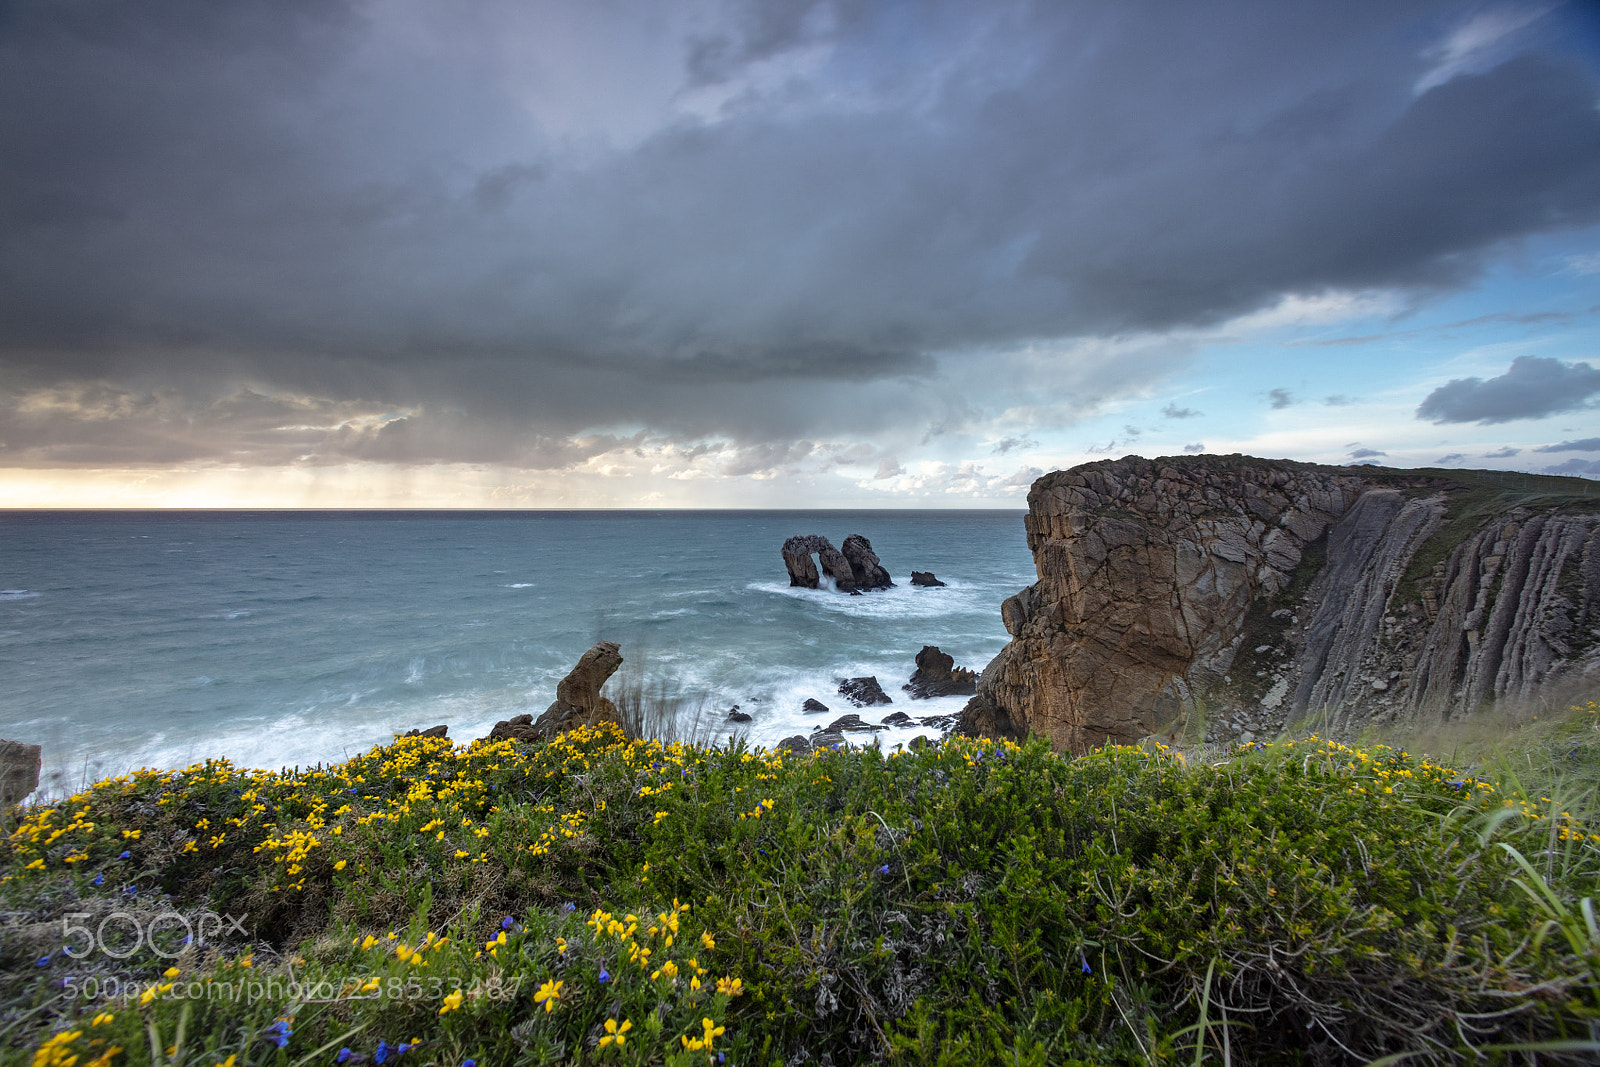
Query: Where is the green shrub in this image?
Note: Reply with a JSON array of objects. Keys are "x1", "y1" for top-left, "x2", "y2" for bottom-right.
[{"x1": 5, "y1": 709, "x2": 1598, "y2": 1065}]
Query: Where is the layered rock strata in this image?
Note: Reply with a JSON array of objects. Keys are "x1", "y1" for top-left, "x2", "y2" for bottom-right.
[{"x1": 967, "y1": 455, "x2": 1600, "y2": 752}]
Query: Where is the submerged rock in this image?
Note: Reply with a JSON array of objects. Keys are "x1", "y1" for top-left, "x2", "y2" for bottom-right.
[
  {"x1": 838, "y1": 676, "x2": 892, "y2": 706},
  {"x1": 802, "y1": 698, "x2": 830, "y2": 713},
  {"x1": 726, "y1": 707, "x2": 753, "y2": 723},
  {"x1": 819, "y1": 714, "x2": 884, "y2": 733},
  {"x1": 910, "y1": 571, "x2": 946, "y2": 587},
  {"x1": 880, "y1": 711, "x2": 913, "y2": 727}
]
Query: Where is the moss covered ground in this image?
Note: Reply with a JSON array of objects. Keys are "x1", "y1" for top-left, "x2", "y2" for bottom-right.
[{"x1": 4, "y1": 703, "x2": 1600, "y2": 1066}]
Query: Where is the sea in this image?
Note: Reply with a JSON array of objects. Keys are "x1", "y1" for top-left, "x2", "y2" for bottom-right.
[{"x1": 1, "y1": 511, "x2": 1033, "y2": 795}]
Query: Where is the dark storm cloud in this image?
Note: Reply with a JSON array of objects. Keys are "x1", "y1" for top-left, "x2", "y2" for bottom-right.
[
  {"x1": 2, "y1": 0, "x2": 1600, "y2": 465},
  {"x1": 1415, "y1": 356, "x2": 1600, "y2": 424}
]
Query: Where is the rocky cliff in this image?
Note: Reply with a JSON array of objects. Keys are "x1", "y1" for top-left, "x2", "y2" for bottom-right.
[{"x1": 966, "y1": 455, "x2": 1600, "y2": 752}]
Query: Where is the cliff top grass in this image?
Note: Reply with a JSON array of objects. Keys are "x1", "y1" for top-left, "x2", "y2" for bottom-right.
[{"x1": 5, "y1": 703, "x2": 1600, "y2": 1067}]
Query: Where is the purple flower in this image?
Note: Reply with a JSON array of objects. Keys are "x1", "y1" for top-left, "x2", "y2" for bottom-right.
[
  {"x1": 1080, "y1": 951, "x2": 1092, "y2": 975},
  {"x1": 560, "y1": 902, "x2": 575, "y2": 914},
  {"x1": 462, "y1": 1061, "x2": 476, "y2": 1067},
  {"x1": 118, "y1": 851, "x2": 131, "y2": 860},
  {"x1": 123, "y1": 885, "x2": 138, "y2": 895},
  {"x1": 92, "y1": 874, "x2": 104, "y2": 886},
  {"x1": 597, "y1": 966, "x2": 610, "y2": 983},
  {"x1": 500, "y1": 916, "x2": 514, "y2": 931},
  {"x1": 36, "y1": 955, "x2": 50, "y2": 967},
  {"x1": 265, "y1": 1019, "x2": 293, "y2": 1049},
  {"x1": 877, "y1": 865, "x2": 890, "y2": 875},
  {"x1": 397, "y1": 1044, "x2": 412, "y2": 1055},
  {"x1": 374, "y1": 1041, "x2": 391, "y2": 1065},
  {"x1": 336, "y1": 1050, "x2": 353, "y2": 1064}
]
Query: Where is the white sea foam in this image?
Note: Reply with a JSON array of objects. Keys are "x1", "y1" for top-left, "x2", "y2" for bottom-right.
[
  {"x1": 501, "y1": 582, "x2": 535, "y2": 588},
  {"x1": 0, "y1": 589, "x2": 40, "y2": 600}
]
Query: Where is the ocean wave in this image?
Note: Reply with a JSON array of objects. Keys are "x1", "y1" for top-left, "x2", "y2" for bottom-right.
[{"x1": 0, "y1": 589, "x2": 40, "y2": 600}]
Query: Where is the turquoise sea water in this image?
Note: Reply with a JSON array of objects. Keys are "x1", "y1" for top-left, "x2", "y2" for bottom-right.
[{"x1": 1, "y1": 511, "x2": 1032, "y2": 791}]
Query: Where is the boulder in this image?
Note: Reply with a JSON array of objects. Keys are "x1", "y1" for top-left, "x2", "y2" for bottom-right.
[
  {"x1": 726, "y1": 706, "x2": 753, "y2": 723},
  {"x1": 402, "y1": 724, "x2": 449, "y2": 739},
  {"x1": 0, "y1": 739, "x2": 41, "y2": 807},
  {"x1": 481, "y1": 642, "x2": 626, "y2": 744},
  {"x1": 956, "y1": 693, "x2": 1027, "y2": 742},
  {"x1": 880, "y1": 711, "x2": 913, "y2": 727},
  {"x1": 774, "y1": 735, "x2": 812, "y2": 755},
  {"x1": 484, "y1": 712, "x2": 539, "y2": 743},
  {"x1": 838, "y1": 676, "x2": 892, "y2": 706},
  {"x1": 910, "y1": 571, "x2": 946, "y2": 587},
  {"x1": 903, "y1": 645, "x2": 978, "y2": 699},
  {"x1": 802, "y1": 698, "x2": 830, "y2": 713}
]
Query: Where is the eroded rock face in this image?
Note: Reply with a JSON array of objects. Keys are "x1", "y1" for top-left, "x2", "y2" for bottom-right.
[
  {"x1": 972, "y1": 456, "x2": 1600, "y2": 752},
  {"x1": 782, "y1": 534, "x2": 893, "y2": 592},
  {"x1": 0, "y1": 739, "x2": 41, "y2": 807}
]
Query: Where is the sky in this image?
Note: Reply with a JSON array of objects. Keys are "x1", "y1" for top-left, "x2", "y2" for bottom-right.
[{"x1": 1, "y1": 0, "x2": 1598, "y2": 508}]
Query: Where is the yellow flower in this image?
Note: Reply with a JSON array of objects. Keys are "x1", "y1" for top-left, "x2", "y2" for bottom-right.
[
  {"x1": 653, "y1": 811, "x2": 669, "y2": 825},
  {"x1": 598, "y1": 1018, "x2": 632, "y2": 1048},
  {"x1": 90, "y1": 1013, "x2": 114, "y2": 1028},
  {"x1": 701, "y1": 932, "x2": 716, "y2": 951},
  {"x1": 214, "y1": 1057, "x2": 237, "y2": 1067},
  {"x1": 555, "y1": 937, "x2": 568, "y2": 954},
  {"x1": 439, "y1": 989, "x2": 463, "y2": 1015},
  {"x1": 334, "y1": 859, "x2": 347, "y2": 871},
  {"x1": 163, "y1": 967, "x2": 180, "y2": 979},
  {"x1": 716, "y1": 976, "x2": 743, "y2": 996},
  {"x1": 534, "y1": 978, "x2": 564, "y2": 1012}
]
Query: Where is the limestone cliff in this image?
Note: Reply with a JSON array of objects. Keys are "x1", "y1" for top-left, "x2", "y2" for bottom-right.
[{"x1": 967, "y1": 455, "x2": 1600, "y2": 752}]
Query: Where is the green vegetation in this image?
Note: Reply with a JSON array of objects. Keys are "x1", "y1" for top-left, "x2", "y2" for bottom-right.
[{"x1": 5, "y1": 704, "x2": 1600, "y2": 1066}]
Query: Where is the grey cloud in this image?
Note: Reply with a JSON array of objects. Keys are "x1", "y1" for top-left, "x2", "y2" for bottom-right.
[
  {"x1": 1534, "y1": 437, "x2": 1600, "y2": 452},
  {"x1": 1348, "y1": 447, "x2": 1386, "y2": 458},
  {"x1": 1482, "y1": 446, "x2": 1521, "y2": 458},
  {"x1": 1122, "y1": 425, "x2": 1143, "y2": 438},
  {"x1": 874, "y1": 458, "x2": 904, "y2": 479},
  {"x1": 991, "y1": 435, "x2": 1037, "y2": 455},
  {"x1": 1434, "y1": 452, "x2": 1465, "y2": 463},
  {"x1": 1323, "y1": 394, "x2": 1355, "y2": 406},
  {"x1": 1162, "y1": 403, "x2": 1201, "y2": 419},
  {"x1": 1543, "y1": 458, "x2": 1600, "y2": 476},
  {"x1": 1182, "y1": 442, "x2": 1205, "y2": 453},
  {"x1": 1002, "y1": 466, "x2": 1044, "y2": 487},
  {"x1": 1269, "y1": 389, "x2": 1295, "y2": 409},
  {"x1": 1, "y1": 0, "x2": 1599, "y2": 464},
  {"x1": 1416, "y1": 357, "x2": 1600, "y2": 424}
]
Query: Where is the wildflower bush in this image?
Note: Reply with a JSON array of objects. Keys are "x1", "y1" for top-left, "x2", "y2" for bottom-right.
[{"x1": 3, "y1": 704, "x2": 1598, "y2": 1065}]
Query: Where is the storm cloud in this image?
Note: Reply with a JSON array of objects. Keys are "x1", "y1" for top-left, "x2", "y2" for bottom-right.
[
  {"x1": 2, "y1": 0, "x2": 1599, "y2": 467},
  {"x1": 1415, "y1": 356, "x2": 1600, "y2": 424}
]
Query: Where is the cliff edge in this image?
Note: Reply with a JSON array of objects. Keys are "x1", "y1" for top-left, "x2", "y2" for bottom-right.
[{"x1": 967, "y1": 455, "x2": 1600, "y2": 752}]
